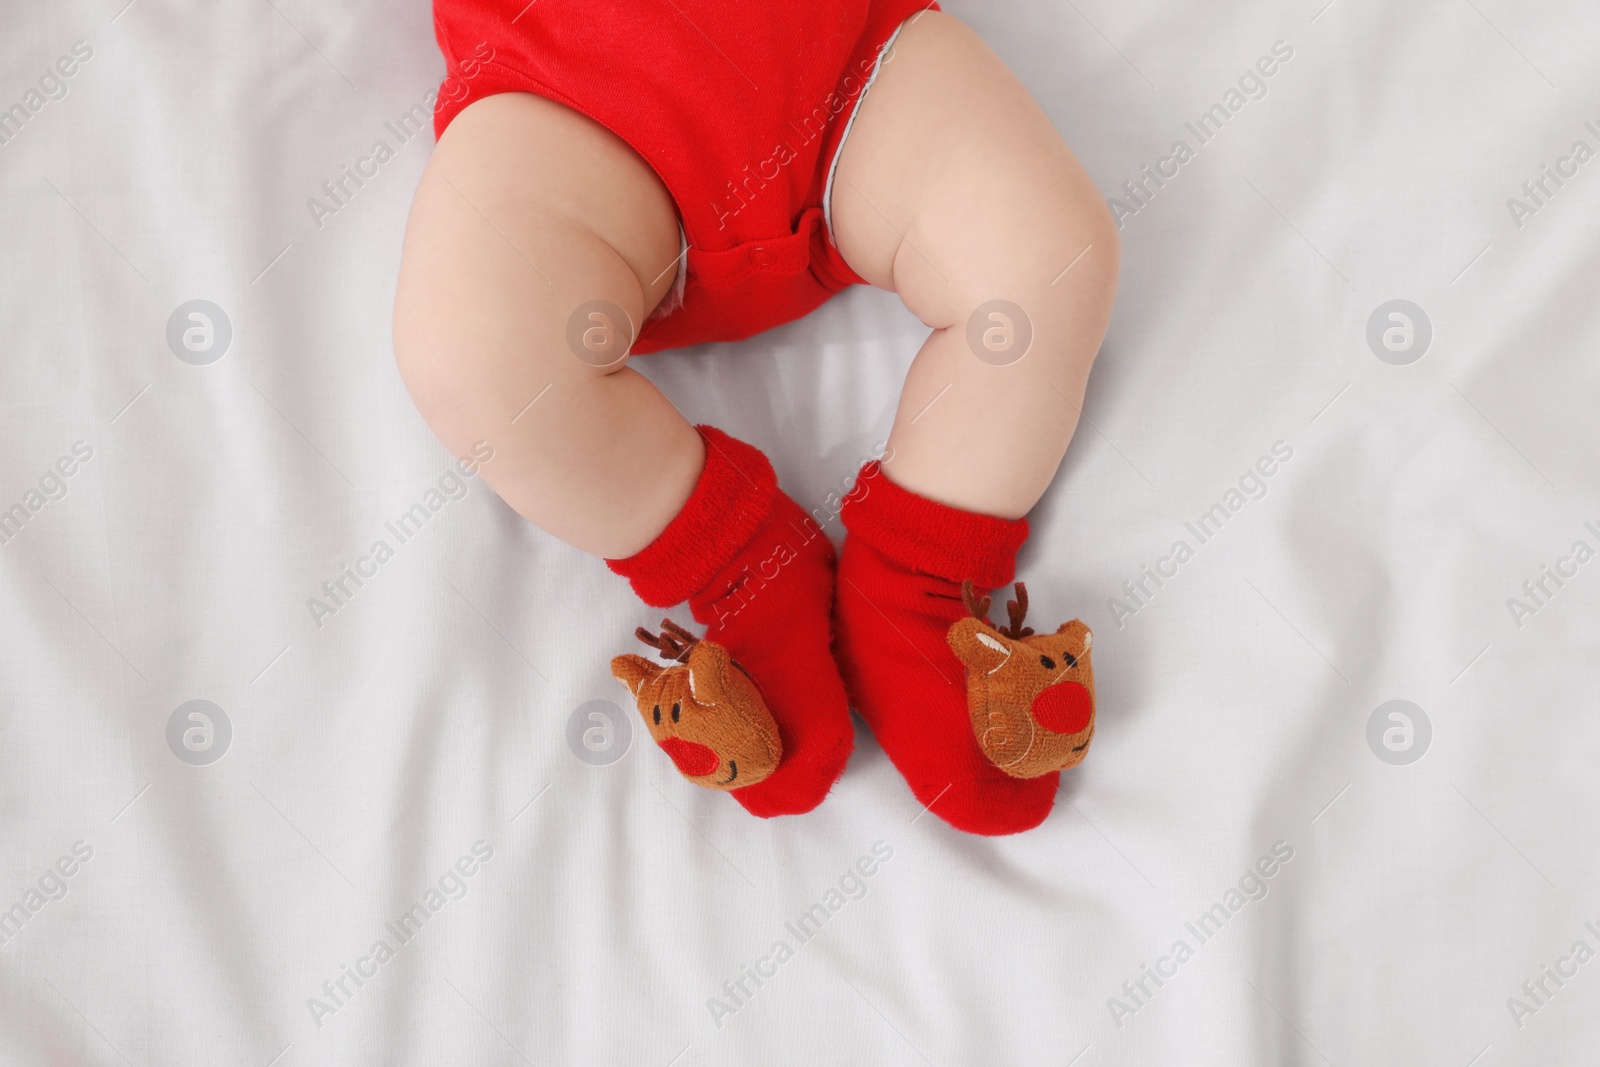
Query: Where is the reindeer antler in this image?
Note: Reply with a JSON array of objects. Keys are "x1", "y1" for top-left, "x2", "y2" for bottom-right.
[
  {"x1": 961, "y1": 580, "x2": 991, "y2": 622},
  {"x1": 962, "y1": 580, "x2": 1034, "y2": 639},
  {"x1": 634, "y1": 618, "x2": 701, "y2": 663},
  {"x1": 1000, "y1": 582, "x2": 1034, "y2": 639}
]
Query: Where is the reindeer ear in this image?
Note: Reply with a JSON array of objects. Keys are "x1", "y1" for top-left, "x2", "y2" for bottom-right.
[
  {"x1": 610, "y1": 654, "x2": 660, "y2": 695},
  {"x1": 947, "y1": 617, "x2": 1012, "y2": 672},
  {"x1": 685, "y1": 640, "x2": 733, "y2": 706},
  {"x1": 1054, "y1": 619, "x2": 1091, "y2": 651}
]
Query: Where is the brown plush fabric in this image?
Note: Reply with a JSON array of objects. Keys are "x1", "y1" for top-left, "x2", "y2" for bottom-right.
[
  {"x1": 945, "y1": 582, "x2": 1096, "y2": 779},
  {"x1": 611, "y1": 622, "x2": 782, "y2": 791}
]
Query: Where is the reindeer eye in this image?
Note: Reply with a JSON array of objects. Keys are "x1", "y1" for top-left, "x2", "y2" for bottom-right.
[
  {"x1": 1039, "y1": 655, "x2": 1056, "y2": 670},
  {"x1": 671, "y1": 702, "x2": 681, "y2": 723},
  {"x1": 652, "y1": 705, "x2": 661, "y2": 725}
]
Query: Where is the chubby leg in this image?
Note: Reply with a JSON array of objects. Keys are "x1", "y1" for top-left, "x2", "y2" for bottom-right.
[
  {"x1": 832, "y1": 11, "x2": 1119, "y2": 518},
  {"x1": 395, "y1": 93, "x2": 854, "y2": 816},
  {"x1": 830, "y1": 13, "x2": 1117, "y2": 835},
  {"x1": 394, "y1": 92, "x2": 696, "y2": 560}
]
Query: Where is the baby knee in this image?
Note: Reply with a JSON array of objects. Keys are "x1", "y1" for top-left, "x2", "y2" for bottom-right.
[
  {"x1": 1023, "y1": 191, "x2": 1119, "y2": 317},
  {"x1": 1046, "y1": 203, "x2": 1118, "y2": 363},
  {"x1": 952, "y1": 199, "x2": 1118, "y2": 369},
  {"x1": 391, "y1": 295, "x2": 475, "y2": 425},
  {"x1": 393, "y1": 261, "x2": 641, "y2": 429}
]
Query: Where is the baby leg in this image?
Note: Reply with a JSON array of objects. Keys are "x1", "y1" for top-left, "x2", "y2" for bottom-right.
[
  {"x1": 395, "y1": 94, "x2": 854, "y2": 815},
  {"x1": 830, "y1": 12, "x2": 1119, "y2": 834},
  {"x1": 394, "y1": 92, "x2": 697, "y2": 561},
  {"x1": 832, "y1": 12, "x2": 1119, "y2": 517}
]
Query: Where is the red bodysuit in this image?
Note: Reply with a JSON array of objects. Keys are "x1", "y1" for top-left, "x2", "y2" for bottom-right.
[{"x1": 431, "y1": 0, "x2": 935, "y2": 353}]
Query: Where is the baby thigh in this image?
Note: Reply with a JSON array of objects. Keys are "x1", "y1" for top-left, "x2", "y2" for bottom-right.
[
  {"x1": 830, "y1": 12, "x2": 1120, "y2": 518},
  {"x1": 393, "y1": 92, "x2": 700, "y2": 559}
]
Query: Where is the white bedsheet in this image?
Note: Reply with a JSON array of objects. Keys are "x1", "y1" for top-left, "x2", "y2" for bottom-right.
[{"x1": 3, "y1": 0, "x2": 1599, "y2": 1063}]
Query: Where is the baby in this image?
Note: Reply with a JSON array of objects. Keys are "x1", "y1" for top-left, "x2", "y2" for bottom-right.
[{"x1": 393, "y1": 1, "x2": 1119, "y2": 834}]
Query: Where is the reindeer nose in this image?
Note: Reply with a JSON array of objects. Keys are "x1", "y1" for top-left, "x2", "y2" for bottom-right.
[
  {"x1": 1030, "y1": 682, "x2": 1092, "y2": 734},
  {"x1": 659, "y1": 737, "x2": 719, "y2": 777}
]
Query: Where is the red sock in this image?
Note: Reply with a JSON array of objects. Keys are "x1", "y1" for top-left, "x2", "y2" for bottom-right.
[
  {"x1": 835, "y1": 462, "x2": 1058, "y2": 835},
  {"x1": 608, "y1": 426, "x2": 852, "y2": 817}
]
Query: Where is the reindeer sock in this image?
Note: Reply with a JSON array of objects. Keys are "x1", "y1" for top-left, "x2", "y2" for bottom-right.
[
  {"x1": 835, "y1": 461, "x2": 1059, "y2": 835},
  {"x1": 607, "y1": 426, "x2": 852, "y2": 817}
]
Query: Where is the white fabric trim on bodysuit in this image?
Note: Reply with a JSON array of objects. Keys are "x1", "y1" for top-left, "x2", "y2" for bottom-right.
[
  {"x1": 823, "y1": 18, "x2": 912, "y2": 248},
  {"x1": 642, "y1": 223, "x2": 690, "y2": 326}
]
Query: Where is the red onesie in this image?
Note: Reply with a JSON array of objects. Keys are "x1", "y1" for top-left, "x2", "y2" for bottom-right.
[{"x1": 431, "y1": 0, "x2": 936, "y2": 353}]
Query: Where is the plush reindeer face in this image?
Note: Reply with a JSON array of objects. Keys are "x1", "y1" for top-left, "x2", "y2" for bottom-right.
[
  {"x1": 946, "y1": 583, "x2": 1095, "y2": 779},
  {"x1": 610, "y1": 621, "x2": 782, "y2": 791}
]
